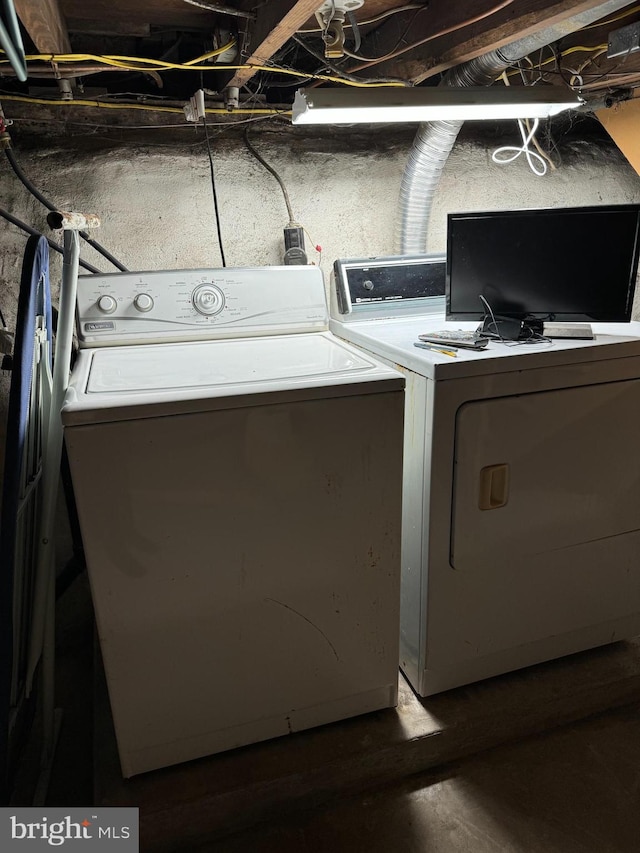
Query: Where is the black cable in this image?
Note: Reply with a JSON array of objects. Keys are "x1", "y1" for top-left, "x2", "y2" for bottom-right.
[
  {"x1": 4, "y1": 148, "x2": 129, "y2": 272},
  {"x1": 291, "y1": 35, "x2": 410, "y2": 85},
  {"x1": 114, "y1": 34, "x2": 185, "y2": 87},
  {"x1": 551, "y1": 43, "x2": 579, "y2": 91},
  {"x1": 244, "y1": 127, "x2": 294, "y2": 222},
  {"x1": 0, "y1": 305, "x2": 6, "y2": 327},
  {"x1": 202, "y1": 111, "x2": 226, "y2": 267},
  {"x1": 342, "y1": 5, "x2": 429, "y2": 63},
  {"x1": 0, "y1": 205, "x2": 101, "y2": 273}
]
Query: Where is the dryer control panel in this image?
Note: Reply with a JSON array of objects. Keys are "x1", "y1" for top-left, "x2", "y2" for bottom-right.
[
  {"x1": 77, "y1": 266, "x2": 327, "y2": 346},
  {"x1": 331, "y1": 254, "x2": 446, "y2": 322}
]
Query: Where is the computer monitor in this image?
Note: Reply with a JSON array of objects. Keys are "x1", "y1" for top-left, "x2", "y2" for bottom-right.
[{"x1": 446, "y1": 205, "x2": 640, "y2": 325}]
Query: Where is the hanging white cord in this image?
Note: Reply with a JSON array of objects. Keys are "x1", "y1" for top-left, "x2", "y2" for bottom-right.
[{"x1": 492, "y1": 117, "x2": 548, "y2": 177}]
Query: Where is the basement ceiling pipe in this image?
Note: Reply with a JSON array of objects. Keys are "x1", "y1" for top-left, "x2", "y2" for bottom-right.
[{"x1": 398, "y1": 0, "x2": 635, "y2": 254}]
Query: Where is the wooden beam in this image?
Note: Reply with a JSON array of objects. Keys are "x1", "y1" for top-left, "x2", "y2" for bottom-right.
[
  {"x1": 597, "y1": 97, "x2": 640, "y2": 175},
  {"x1": 14, "y1": 0, "x2": 71, "y2": 54},
  {"x1": 60, "y1": 0, "x2": 217, "y2": 31},
  {"x1": 66, "y1": 18, "x2": 152, "y2": 38},
  {"x1": 225, "y1": 0, "x2": 322, "y2": 89},
  {"x1": 580, "y1": 69, "x2": 640, "y2": 90},
  {"x1": 349, "y1": 0, "x2": 637, "y2": 84}
]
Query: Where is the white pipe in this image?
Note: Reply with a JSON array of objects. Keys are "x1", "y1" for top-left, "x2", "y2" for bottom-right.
[{"x1": 26, "y1": 230, "x2": 81, "y2": 694}]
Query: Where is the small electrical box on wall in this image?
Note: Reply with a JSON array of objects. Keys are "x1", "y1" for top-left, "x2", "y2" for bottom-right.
[{"x1": 283, "y1": 225, "x2": 307, "y2": 265}]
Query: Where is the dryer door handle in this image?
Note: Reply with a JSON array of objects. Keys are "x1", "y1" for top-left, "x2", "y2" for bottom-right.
[{"x1": 478, "y1": 463, "x2": 510, "y2": 510}]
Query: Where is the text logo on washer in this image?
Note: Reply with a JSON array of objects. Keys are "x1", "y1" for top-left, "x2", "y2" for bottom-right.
[{"x1": 85, "y1": 321, "x2": 115, "y2": 332}]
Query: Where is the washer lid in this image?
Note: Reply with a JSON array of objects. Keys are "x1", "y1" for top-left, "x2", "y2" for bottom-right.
[
  {"x1": 86, "y1": 332, "x2": 379, "y2": 393},
  {"x1": 63, "y1": 331, "x2": 403, "y2": 423}
]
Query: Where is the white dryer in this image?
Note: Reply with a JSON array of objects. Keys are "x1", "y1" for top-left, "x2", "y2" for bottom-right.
[
  {"x1": 62, "y1": 265, "x2": 404, "y2": 777},
  {"x1": 330, "y1": 255, "x2": 640, "y2": 697}
]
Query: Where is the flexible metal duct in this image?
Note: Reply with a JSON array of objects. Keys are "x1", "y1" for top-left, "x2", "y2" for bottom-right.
[{"x1": 398, "y1": 0, "x2": 635, "y2": 253}]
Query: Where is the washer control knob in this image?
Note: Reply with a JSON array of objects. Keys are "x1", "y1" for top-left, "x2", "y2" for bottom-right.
[
  {"x1": 97, "y1": 294, "x2": 117, "y2": 314},
  {"x1": 134, "y1": 293, "x2": 154, "y2": 313},
  {"x1": 192, "y1": 283, "x2": 225, "y2": 316}
]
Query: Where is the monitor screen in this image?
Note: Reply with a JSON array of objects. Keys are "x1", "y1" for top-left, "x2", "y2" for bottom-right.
[{"x1": 446, "y1": 205, "x2": 640, "y2": 323}]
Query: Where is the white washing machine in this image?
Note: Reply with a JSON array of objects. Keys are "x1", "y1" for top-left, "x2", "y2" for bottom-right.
[
  {"x1": 330, "y1": 255, "x2": 640, "y2": 697},
  {"x1": 62, "y1": 265, "x2": 404, "y2": 777}
]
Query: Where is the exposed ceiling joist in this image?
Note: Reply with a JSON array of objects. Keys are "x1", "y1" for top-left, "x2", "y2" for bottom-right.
[
  {"x1": 4, "y1": 0, "x2": 640, "y2": 134},
  {"x1": 348, "y1": 0, "x2": 635, "y2": 83},
  {"x1": 14, "y1": 0, "x2": 72, "y2": 54},
  {"x1": 225, "y1": 0, "x2": 323, "y2": 90},
  {"x1": 60, "y1": 0, "x2": 216, "y2": 32},
  {"x1": 66, "y1": 17, "x2": 152, "y2": 37}
]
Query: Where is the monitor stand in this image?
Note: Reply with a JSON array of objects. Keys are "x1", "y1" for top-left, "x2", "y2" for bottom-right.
[{"x1": 543, "y1": 322, "x2": 594, "y2": 340}]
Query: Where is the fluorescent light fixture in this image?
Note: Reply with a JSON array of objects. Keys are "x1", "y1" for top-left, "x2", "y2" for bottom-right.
[{"x1": 292, "y1": 86, "x2": 584, "y2": 125}]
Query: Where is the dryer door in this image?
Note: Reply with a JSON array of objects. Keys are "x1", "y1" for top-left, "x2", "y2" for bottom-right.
[
  {"x1": 452, "y1": 378, "x2": 640, "y2": 567},
  {"x1": 449, "y1": 378, "x2": 640, "y2": 653}
]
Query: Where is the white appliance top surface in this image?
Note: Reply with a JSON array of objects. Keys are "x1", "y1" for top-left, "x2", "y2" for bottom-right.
[
  {"x1": 63, "y1": 332, "x2": 402, "y2": 420},
  {"x1": 329, "y1": 315, "x2": 640, "y2": 379}
]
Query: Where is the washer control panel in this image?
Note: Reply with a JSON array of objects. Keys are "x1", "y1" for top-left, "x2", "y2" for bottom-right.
[{"x1": 77, "y1": 266, "x2": 327, "y2": 346}]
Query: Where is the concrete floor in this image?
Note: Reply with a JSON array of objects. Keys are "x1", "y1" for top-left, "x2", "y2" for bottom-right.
[
  {"x1": 200, "y1": 703, "x2": 640, "y2": 853},
  {"x1": 18, "y1": 574, "x2": 640, "y2": 852}
]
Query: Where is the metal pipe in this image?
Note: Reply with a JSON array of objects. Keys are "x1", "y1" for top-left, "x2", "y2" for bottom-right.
[
  {"x1": 26, "y1": 229, "x2": 82, "y2": 693},
  {"x1": 0, "y1": 204, "x2": 101, "y2": 273},
  {"x1": 0, "y1": 0, "x2": 27, "y2": 81},
  {"x1": 47, "y1": 210, "x2": 101, "y2": 231}
]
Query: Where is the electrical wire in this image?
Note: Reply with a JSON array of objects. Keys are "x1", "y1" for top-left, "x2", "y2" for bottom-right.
[
  {"x1": 291, "y1": 34, "x2": 410, "y2": 85},
  {"x1": 242, "y1": 129, "x2": 324, "y2": 264},
  {"x1": 478, "y1": 296, "x2": 552, "y2": 346},
  {"x1": 112, "y1": 33, "x2": 185, "y2": 86},
  {"x1": 348, "y1": 9, "x2": 362, "y2": 53},
  {"x1": 84, "y1": 91, "x2": 179, "y2": 101},
  {"x1": 0, "y1": 93, "x2": 285, "y2": 114},
  {"x1": 302, "y1": 226, "x2": 322, "y2": 265},
  {"x1": 509, "y1": 40, "x2": 635, "y2": 93},
  {"x1": 298, "y1": 3, "x2": 425, "y2": 33},
  {"x1": 500, "y1": 70, "x2": 556, "y2": 172},
  {"x1": 492, "y1": 117, "x2": 547, "y2": 176},
  {"x1": 0, "y1": 43, "x2": 238, "y2": 70},
  {"x1": 7, "y1": 113, "x2": 288, "y2": 131},
  {"x1": 202, "y1": 109, "x2": 226, "y2": 267},
  {"x1": 0, "y1": 205, "x2": 100, "y2": 273},
  {"x1": 341, "y1": 4, "x2": 431, "y2": 64},
  {"x1": 4, "y1": 148, "x2": 128, "y2": 271},
  {"x1": 506, "y1": 44, "x2": 636, "y2": 93},
  {"x1": 581, "y1": 3, "x2": 640, "y2": 30},
  {"x1": 243, "y1": 127, "x2": 294, "y2": 221},
  {"x1": 506, "y1": 43, "x2": 609, "y2": 80},
  {"x1": 0, "y1": 50, "x2": 408, "y2": 87},
  {"x1": 560, "y1": 43, "x2": 608, "y2": 57},
  {"x1": 347, "y1": 0, "x2": 515, "y2": 71}
]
